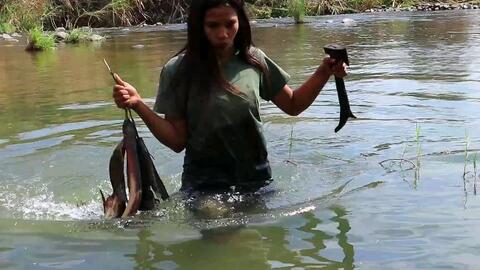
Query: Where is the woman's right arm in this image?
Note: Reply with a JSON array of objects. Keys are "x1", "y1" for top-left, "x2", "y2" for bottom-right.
[{"x1": 112, "y1": 74, "x2": 187, "y2": 153}]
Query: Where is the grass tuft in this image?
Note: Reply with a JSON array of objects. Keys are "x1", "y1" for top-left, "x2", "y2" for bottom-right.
[
  {"x1": 0, "y1": 22, "x2": 16, "y2": 34},
  {"x1": 289, "y1": 0, "x2": 306, "y2": 23},
  {"x1": 26, "y1": 26, "x2": 56, "y2": 51},
  {"x1": 64, "y1": 28, "x2": 90, "y2": 43},
  {"x1": 0, "y1": 0, "x2": 50, "y2": 32},
  {"x1": 473, "y1": 152, "x2": 477, "y2": 195},
  {"x1": 415, "y1": 123, "x2": 421, "y2": 167},
  {"x1": 463, "y1": 130, "x2": 470, "y2": 178}
]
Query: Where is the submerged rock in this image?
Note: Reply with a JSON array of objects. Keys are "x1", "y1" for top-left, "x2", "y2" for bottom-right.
[
  {"x1": 88, "y1": 34, "x2": 105, "y2": 42},
  {"x1": 342, "y1": 18, "x2": 357, "y2": 27},
  {"x1": 54, "y1": 31, "x2": 69, "y2": 41},
  {"x1": 5, "y1": 37, "x2": 19, "y2": 42},
  {"x1": 0, "y1": 34, "x2": 18, "y2": 42},
  {"x1": 193, "y1": 196, "x2": 231, "y2": 219}
]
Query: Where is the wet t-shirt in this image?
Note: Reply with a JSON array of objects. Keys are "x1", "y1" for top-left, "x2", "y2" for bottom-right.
[{"x1": 153, "y1": 48, "x2": 290, "y2": 191}]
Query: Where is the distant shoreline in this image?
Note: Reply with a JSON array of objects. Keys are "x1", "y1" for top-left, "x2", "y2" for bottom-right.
[
  {"x1": 364, "y1": 2, "x2": 478, "y2": 13},
  {"x1": 1, "y1": 1, "x2": 479, "y2": 34}
]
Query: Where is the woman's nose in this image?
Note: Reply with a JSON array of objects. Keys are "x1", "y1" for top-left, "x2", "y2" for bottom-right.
[{"x1": 217, "y1": 27, "x2": 229, "y2": 39}]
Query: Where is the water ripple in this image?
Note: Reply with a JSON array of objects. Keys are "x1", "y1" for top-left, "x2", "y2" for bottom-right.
[{"x1": 17, "y1": 120, "x2": 120, "y2": 141}]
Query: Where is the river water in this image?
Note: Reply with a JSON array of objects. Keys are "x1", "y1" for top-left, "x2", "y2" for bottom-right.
[{"x1": 1, "y1": 10, "x2": 480, "y2": 269}]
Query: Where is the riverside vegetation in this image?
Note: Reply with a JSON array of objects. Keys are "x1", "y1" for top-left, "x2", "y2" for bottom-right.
[{"x1": 0, "y1": 0, "x2": 479, "y2": 50}]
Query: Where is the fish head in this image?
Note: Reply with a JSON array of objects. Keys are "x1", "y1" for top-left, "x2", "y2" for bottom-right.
[
  {"x1": 324, "y1": 44, "x2": 349, "y2": 66},
  {"x1": 100, "y1": 189, "x2": 126, "y2": 218}
]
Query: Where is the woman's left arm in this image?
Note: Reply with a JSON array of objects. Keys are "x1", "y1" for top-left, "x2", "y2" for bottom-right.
[{"x1": 272, "y1": 58, "x2": 347, "y2": 116}]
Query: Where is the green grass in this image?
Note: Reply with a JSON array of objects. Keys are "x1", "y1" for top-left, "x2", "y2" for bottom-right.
[
  {"x1": 0, "y1": 22, "x2": 16, "y2": 33},
  {"x1": 26, "y1": 26, "x2": 55, "y2": 51},
  {"x1": 17, "y1": 14, "x2": 41, "y2": 32},
  {"x1": 0, "y1": 0, "x2": 474, "y2": 31},
  {"x1": 0, "y1": 0, "x2": 45, "y2": 32},
  {"x1": 463, "y1": 130, "x2": 470, "y2": 177},
  {"x1": 246, "y1": 3, "x2": 273, "y2": 19},
  {"x1": 289, "y1": 0, "x2": 306, "y2": 23},
  {"x1": 415, "y1": 123, "x2": 421, "y2": 167},
  {"x1": 473, "y1": 152, "x2": 477, "y2": 195},
  {"x1": 109, "y1": 0, "x2": 140, "y2": 26},
  {"x1": 64, "y1": 28, "x2": 90, "y2": 43},
  {"x1": 346, "y1": 0, "x2": 383, "y2": 11}
]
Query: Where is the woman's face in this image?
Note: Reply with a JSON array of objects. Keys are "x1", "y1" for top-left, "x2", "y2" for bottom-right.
[{"x1": 203, "y1": 4, "x2": 239, "y2": 50}]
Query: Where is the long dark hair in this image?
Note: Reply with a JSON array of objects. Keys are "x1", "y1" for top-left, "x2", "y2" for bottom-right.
[{"x1": 171, "y1": 0, "x2": 269, "y2": 99}]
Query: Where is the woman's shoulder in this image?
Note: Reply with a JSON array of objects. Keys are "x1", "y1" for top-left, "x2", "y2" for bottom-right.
[
  {"x1": 162, "y1": 53, "x2": 186, "y2": 74},
  {"x1": 249, "y1": 46, "x2": 267, "y2": 60}
]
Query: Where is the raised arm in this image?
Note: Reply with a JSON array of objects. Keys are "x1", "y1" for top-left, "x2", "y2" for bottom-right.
[
  {"x1": 272, "y1": 58, "x2": 347, "y2": 116},
  {"x1": 112, "y1": 74, "x2": 187, "y2": 153}
]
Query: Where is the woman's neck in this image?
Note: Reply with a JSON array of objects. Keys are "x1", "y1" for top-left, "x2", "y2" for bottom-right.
[{"x1": 215, "y1": 46, "x2": 235, "y2": 64}]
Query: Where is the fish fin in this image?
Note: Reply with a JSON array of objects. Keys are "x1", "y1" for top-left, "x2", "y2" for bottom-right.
[{"x1": 100, "y1": 189, "x2": 106, "y2": 212}]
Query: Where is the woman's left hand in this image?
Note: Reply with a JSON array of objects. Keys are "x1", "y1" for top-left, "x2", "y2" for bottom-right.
[{"x1": 316, "y1": 57, "x2": 348, "y2": 78}]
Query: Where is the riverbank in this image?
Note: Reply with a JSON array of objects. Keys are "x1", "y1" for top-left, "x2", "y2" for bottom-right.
[
  {"x1": 365, "y1": 1, "x2": 478, "y2": 12},
  {"x1": 1, "y1": 0, "x2": 479, "y2": 33},
  {"x1": 1, "y1": 0, "x2": 479, "y2": 50}
]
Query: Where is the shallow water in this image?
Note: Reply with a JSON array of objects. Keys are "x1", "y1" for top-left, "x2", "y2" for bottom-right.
[{"x1": 1, "y1": 10, "x2": 480, "y2": 269}]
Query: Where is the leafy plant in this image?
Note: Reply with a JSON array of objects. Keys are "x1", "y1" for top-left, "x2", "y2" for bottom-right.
[
  {"x1": 26, "y1": 26, "x2": 55, "y2": 51},
  {"x1": 64, "y1": 28, "x2": 90, "y2": 43},
  {"x1": 0, "y1": 0, "x2": 48, "y2": 31},
  {"x1": 246, "y1": 3, "x2": 272, "y2": 18},
  {"x1": 289, "y1": 0, "x2": 305, "y2": 23},
  {"x1": 0, "y1": 22, "x2": 16, "y2": 34}
]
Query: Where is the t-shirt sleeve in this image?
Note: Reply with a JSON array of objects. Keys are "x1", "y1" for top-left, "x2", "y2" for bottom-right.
[
  {"x1": 258, "y1": 49, "x2": 291, "y2": 101},
  {"x1": 153, "y1": 57, "x2": 187, "y2": 118}
]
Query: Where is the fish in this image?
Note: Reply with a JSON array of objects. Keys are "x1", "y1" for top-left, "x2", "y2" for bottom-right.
[
  {"x1": 323, "y1": 44, "x2": 357, "y2": 132},
  {"x1": 101, "y1": 112, "x2": 171, "y2": 217},
  {"x1": 101, "y1": 59, "x2": 169, "y2": 217},
  {"x1": 121, "y1": 117, "x2": 143, "y2": 217},
  {"x1": 100, "y1": 141, "x2": 127, "y2": 219},
  {"x1": 333, "y1": 76, "x2": 356, "y2": 133},
  {"x1": 137, "y1": 136, "x2": 169, "y2": 210}
]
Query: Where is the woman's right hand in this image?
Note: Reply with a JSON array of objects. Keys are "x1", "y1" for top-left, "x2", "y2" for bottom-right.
[
  {"x1": 316, "y1": 57, "x2": 348, "y2": 79},
  {"x1": 112, "y1": 74, "x2": 142, "y2": 110}
]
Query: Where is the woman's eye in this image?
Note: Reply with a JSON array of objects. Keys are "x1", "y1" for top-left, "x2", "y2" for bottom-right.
[{"x1": 206, "y1": 23, "x2": 219, "y2": 28}]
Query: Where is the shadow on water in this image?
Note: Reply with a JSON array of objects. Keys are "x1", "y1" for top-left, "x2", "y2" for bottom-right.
[{"x1": 125, "y1": 205, "x2": 355, "y2": 269}]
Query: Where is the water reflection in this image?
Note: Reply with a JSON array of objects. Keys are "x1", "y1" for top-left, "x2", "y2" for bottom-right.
[{"x1": 127, "y1": 205, "x2": 354, "y2": 269}]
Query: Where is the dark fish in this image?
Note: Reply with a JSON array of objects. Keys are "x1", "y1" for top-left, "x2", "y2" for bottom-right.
[
  {"x1": 102, "y1": 60, "x2": 166, "y2": 216},
  {"x1": 121, "y1": 117, "x2": 143, "y2": 217},
  {"x1": 101, "y1": 109, "x2": 171, "y2": 218},
  {"x1": 333, "y1": 76, "x2": 356, "y2": 132},
  {"x1": 137, "y1": 136, "x2": 169, "y2": 211},
  {"x1": 324, "y1": 44, "x2": 356, "y2": 132},
  {"x1": 100, "y1": 141, "x2": 127, "y2": 219}
]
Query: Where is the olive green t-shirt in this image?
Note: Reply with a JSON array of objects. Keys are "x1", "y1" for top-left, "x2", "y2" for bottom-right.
[{"x1": 153, "y1": 48, "x2": 290, "y2": 191}]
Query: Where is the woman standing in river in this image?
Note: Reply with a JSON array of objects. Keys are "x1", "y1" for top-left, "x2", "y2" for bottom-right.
[{"x1": 112, "y1": 0, "x2": 347, "y2": 195}]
